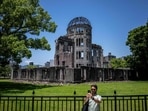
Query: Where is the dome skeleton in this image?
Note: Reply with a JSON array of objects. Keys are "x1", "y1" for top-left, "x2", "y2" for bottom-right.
[{"x1": 68, "y1": 17, "x2": 91, "y2": 28}]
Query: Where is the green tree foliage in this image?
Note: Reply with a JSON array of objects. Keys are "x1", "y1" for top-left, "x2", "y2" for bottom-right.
[
  {"x1": 126, "y1": 22, "x2": 148, "y2": 79},
  {"x1": 0, "y1": 0, "x2": 57, "y2": 67},
  {"x1": 0, "y1": 65, "x2": 11, "y2": 77},
  {"x1": 110, "y1": 58, "x2": 128, "y2": 69},
  {"x1": 27, "y1": 65, "x2": 37, "y2": 69}
]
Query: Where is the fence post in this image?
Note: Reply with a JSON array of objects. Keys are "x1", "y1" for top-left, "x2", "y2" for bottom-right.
[
  {"x1": 74, "y1": 90, "x2": 76, "y2": 111},
  {"x1": 114, "y1": 90, "x2": 117, "y2": 111},
  {"x1": 32, "y1": 90, "x2": 35, "y2": 111},
  {"x1": 144, "y1": 95, "x2": 147, "y2": 111},
  {"x1": 0, "y1": 94, "x2": 1, "y2": 109}
]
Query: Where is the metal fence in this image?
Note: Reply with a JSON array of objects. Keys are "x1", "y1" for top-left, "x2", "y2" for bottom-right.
[{"x1": 0, "y1": 94, "x2": 147, "y2": 111}]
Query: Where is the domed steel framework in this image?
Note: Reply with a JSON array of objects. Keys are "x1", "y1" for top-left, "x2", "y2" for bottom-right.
[
  {"x1": 54, "y1": 16, "x2": 103, "y2": 69},
  {"x1": 67, "y1": 17, "x2": 91, "y2": 28}
]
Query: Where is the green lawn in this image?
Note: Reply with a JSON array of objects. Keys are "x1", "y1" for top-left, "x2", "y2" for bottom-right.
[{"x1": 0, "y1": 79, "x2": 148, "y2": 96}]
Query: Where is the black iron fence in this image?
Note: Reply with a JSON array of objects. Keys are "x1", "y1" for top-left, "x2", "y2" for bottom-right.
[{"x1": 0, "y1": 94, "x2": 147, "y2": 111}]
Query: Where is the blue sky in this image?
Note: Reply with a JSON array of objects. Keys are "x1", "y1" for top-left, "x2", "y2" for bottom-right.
[{"x1": 21, "y1": 0, "x2": 148, "y2": 66}]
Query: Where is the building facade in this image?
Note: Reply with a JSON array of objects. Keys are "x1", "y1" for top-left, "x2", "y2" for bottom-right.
[
  {"x1": 103, "y1": 52, "x2": 116, "y2": 68},
  {"x1": 54, "y1": 17, "x2": 103, "y2": 68},
  {"x1": 11, "y1": 17, "x2": 135, "y2": 83}
]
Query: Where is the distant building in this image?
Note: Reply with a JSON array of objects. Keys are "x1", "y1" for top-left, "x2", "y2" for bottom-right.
[
  {"x1": 45, "y1": 61, "x2": 50, "y2": 68},
  {"x1": 54, "y1": 17, "x2": 103, "y2": 68},
  {"x1": 29, "y1": 62, "x2": 34, "y2": 65},
  {"x1": 49, "y1": 59, "x2": 54, "y2": 66},
  {"x1": 103, "y1": 52, "x2": 116, "y2": 68},
  {"x1": 45, "y1": 60, "x2": 54, "y2": 67}
]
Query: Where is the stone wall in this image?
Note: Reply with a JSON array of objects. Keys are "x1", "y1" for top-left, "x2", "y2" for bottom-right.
[{"x1": 12, "y1": 67, "x2": 135, "y2": 83}]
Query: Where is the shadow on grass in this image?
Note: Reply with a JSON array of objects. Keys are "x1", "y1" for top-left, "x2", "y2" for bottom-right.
[{"x1": 0, "y1": 80, "x2": 53, "y2": 95}]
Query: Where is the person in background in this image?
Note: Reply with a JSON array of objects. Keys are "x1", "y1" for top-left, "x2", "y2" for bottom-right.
[{"x1": 84, "y1": 84, "x2": 102, "y2": 111}]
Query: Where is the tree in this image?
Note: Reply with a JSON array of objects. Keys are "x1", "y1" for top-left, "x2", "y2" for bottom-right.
[
  {"x1": 126, "y1": 21, "x2": 148, "y2": 80},
  {"x1": 110, "y1": 58, "x2": 128, "y2": 69},
  {"x1": 0, "y1": 0, "x2": 57, "y2": 67},
  {"x1": 0, "y1": 65, "x2": 11, "y2": 77}
]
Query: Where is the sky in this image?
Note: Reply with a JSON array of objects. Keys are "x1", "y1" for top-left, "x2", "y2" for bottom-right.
[{"x1": 20, "y1": 0, "x2": 148, "y2": 66}]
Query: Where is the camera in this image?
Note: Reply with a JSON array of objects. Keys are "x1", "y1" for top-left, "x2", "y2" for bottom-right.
[{"x1": 88, "y1": 90, "x2": 91, "y2": 93}]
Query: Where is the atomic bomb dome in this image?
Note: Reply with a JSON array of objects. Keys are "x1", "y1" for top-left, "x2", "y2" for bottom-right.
[
  {"x1": 54, "y1": 16, "x2": 103, "y2": 69},
  {"x1": 67, "y1": 16, "x2": 91, "y2": 28}
]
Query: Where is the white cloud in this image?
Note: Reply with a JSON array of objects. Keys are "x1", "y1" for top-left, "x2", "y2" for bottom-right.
[{"x1": 25, "y1": 60, "x2": 33, "y2": 65}]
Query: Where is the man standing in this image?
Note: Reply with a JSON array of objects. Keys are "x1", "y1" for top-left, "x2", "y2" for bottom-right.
[{"x1": 85, "y1": 84, "x2": 102, "y2": 111}]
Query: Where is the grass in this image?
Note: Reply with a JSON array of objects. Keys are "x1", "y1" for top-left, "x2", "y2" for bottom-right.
[
  {"x1": 0, "y1": 79, "x2": 147, "y2": 111},
  {"x1": 0, "y1": 79, "x2": 148, "y2": 96}
]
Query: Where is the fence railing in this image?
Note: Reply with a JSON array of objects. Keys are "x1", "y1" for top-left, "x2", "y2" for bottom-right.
[{"x1": 0, "y1": 94, "x2": 147, "y2": 111}]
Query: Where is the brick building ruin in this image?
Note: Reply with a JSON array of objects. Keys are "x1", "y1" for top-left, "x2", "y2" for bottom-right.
[
  {"x1": 12, "y1": 17, "x2": 137, "y2": 83},
  {"x1": 54, "y1": 16, "x2": 103, "y2": 68}
]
